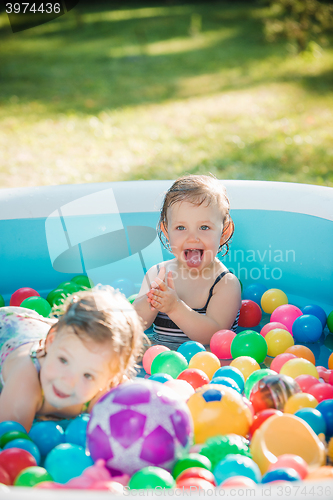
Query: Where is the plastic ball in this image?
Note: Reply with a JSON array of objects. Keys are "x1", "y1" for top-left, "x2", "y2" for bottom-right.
[
  {"x1": 4, "y1": 439, "x2": 41, "y2": 465},
  {"x1": 151, "y1": 351, "x2": 188, "y2": 379},
  {"x1": 172, "y1": 453, "x2": 212, "y2": 479},
  {"x1": 210, "y1": 376, "x2": 241, "y2": 393},
  {"x1": 29, "y1": 422, "x2": 65, "y2": 457},
  {"x1": 244, "y1": 369, "x2": 276, "y2": 399},
  {"x1": 294, "y1": 408, "x2": 327, "y2": 435},
  {"x1": 280, "y1": 358, "x2": 319, "y2": 379},
  {"x1": 221, "y1": 476, "x2": 257, "y2": 488},
  {"x1": 292, "y1": 314, "x2": 323, "y2": 343},
  {"x1": 10, "y1": 287, "x2": 40, "y2": 307},
  {"x1": 270, "y1": 353, "x2": 297, "y2": 373},
  {"x1": 284, "y1": 393, "x2": 318, "y2": 414},
  {"x1": 87, "y1": 380, "x2": 193, "y2": 475},
  {"x1": 176, "y1": 477, "x2": 214, "y2": 490},
  {"x1": 329, "y1": 352, "x2": 333, "y2": 370},
  {"x1": 57, "y1": 281, "x2": 82, "y2": 295},
  {"x1": 127, "y1": 293, "x2": 138, "y2": 304},
  {"x1": 143, "y1": 345, "x2": 170, "y2": 375},
  {"x1": 212, "y1": 366, "x2": 244, "y2": 393},
  {"x1": 46, "y1": 288, "x2": 68, "y2": 307},
  {"x1": 327, "y1": 311, "x2": 333, "y2": 333},
  {"x1": 262, "y1": 467, "x2": 301, "y2": 483},
  {"x1": 14, "y1": 466, "x2": 53, "y2": 487},
  {"x1": 44, "y1": 444, "x2": 93, "y2": 484},
  {"x1": 270, "y1": 304, "x2": 303, "y2": 333},
  {"x1": 260, "y1": 322, "x2": 289, "y2": 338},
  {"x1": 129, "y1": 466, "x2": 175, "y2": 489},
  {"x1": 176, "y1": 467, "x2": 216, "y2": 486},
  {"x1": 250, "y1": 409, "x2": 283, "y2": 437},
  {"x1": 187, "y1": 385, "x2": 253, "y2": 443},
  {"x1": 302, "y1": 305, "x2": 327, "y2": 329},
  {"x1": 0, "y1": 294, "x2": 5, "y2": 307},
  {"x1": 261, "y1": 289, "x2": 288, "y2": 314},
  {"x1": 269, "y1": 454, "x2": 308, "y2": 479},
  {"x1": 164, "y1": 380, "x2": 195, "y2": 401},
  {"x1": 177, "y1": 368, "x2": 209, "y2": 390},
  {"x1": 177, "y1": 341, "x2": 206, "y2": 363},
  {"x1": 242, "y1": 283, "x2": 268, "y2": 305},
  {"x1": 305, "y1": 466, "x2": 333, "y2": 481},
  {"x1": 285, "y1": 345, "x2": 316, "y2": 365},
  {"x1": 230, "y1": 356, "x2": 260, "y2": 381},
  {"x1": 71, "y1": 275, "x2": 93, "y2": 288},
  {"x1": 0, "y1": 421, "x2": 26, "y2": 439},
  {"x1": 265, "y1": 329, "x2": 294, "y2": 357},
  {"x1": 148, "y1": 373, "x2": 173, "y2": 383},
  {"x1": 188, "y1": 352, "x2": 220, "y2": 380},
  {"x1": 199, "y1": 434, "x2": 251, "y2": 470},
  {"x1": 210, "y1": 330, "x2": 236, "y2": 359},
  {"x1": 20, "y1": 296, "x2": 51, "y2": 317},
  {"x1": 110, "y1": 278, "x2": 135, "y2": 297},
  {"x1": 231, "y1": 330, "x2": 268, "y2": 364},
  {"x1": 307, "y1": 383, "x2": 333, "y2": 403},
  {"x1": 65, "y1": 414, "x2": 89, "y2": 447},
  {"x1": 0, "y1": 448, "x2": 37, "y2": 484},
  {"x1": 0, "y1": 430, "x2": 30, "y2": 448},
  {"x1": 238, "y1": 300, "x2": 262, "y2": 328},
  {"x1": 294, "y1": 374, "x2": 319, "y2": 393},
  {"x1": 213, "y1": 454, "x2": 261, "y2": 485},
  {"x1": 249, "y1": 374, "x2": 301, "y2": 413}
]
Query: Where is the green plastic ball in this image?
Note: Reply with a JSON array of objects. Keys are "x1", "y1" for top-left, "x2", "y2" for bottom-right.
[
  {"x1": 239, "y1": 279, "x2": 243, "y2": 293},
  {"x1": 127, "y1": 293, "x2": 138, "y2": 304},
  {"x1": 172, "y1": 453, "x2": 212, "y2": 479},
  {"x1": 199, "y1": 435, "x2": 251, "y2": 470},
  {"x1": 0, "y1": 430, "x2": 31, "y2": 448},
  {"x1": 151, "y1": 351, "x2": 188, "y2": 379},
  {"x1": 57, "y1": 282, "x2": 81, "y2": 294},
  {"x1": 231, "y1": 330, "x2": 268, "y2": 364},
  {"x1": 20, "y1": 296, "x2": 51, "y2": 317},
  {"x1": 0, "y1": 294, "x2": 4, "y2": 307},
  {"x1": 47, "y1": 289, "x2": 68, "y2": 307},
  {"x1": 14, "y1": 466, "x2": 53, "y2": 487},
  {"x1": 129, "y1": 467, "x2": 175, "y2": 489},
  {"x1": 244, "y1": 368, "x2": 276, "y2": 399},
  {"x1": 327, "y1": 310, "x2": 333, "y2": 333},
  {"x1": 71, "y1": 275, "x2": 94, "y2": 289}
]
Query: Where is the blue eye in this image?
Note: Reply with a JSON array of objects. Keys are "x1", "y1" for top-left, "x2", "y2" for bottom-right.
[
  {"x1": 59, "y1": 357, "x2": 67, "y2": 364},
  {"x1": 84, "y1": 373, "x2": 93, "y2": 380},
  {"x1": 200, "y1": 225, "x2": 210, "y2": 230},
  {"x1": 176, "y1": 226, "x2": 185, "y2": 231}
]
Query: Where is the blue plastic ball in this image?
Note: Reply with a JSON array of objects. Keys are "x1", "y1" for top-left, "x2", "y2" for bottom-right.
[
  {"x1": 242, "y1": 284, "x2": 268, "y2": 306},
  {"x1": 110, "y1": 278, "x2": 135, "y2": 298},
  {"x1": 212, "y1": 366, "x2": 244, "y2": 393},
  {"x1": 4, "y1": 438, "x2": 41, "y2": 465},
  {"x1": 294, "y1": 408, "x2": 327, "y2": 435},
  {"x1": 0, "y1": 421, "x2": 26, "y2": 439},
  {"x1": 148, "y1": 373, "x2": 173, "y2": 383},
  {"x1": 316, "y1": 400, "x2": 333, "y2": 437},
  {"x1": 44, "y1": 443, "x2": 93, "y2": 483},
  {"x1": 302, "y1": 305, "x2": 327, "y2": 329},
  {"x1": 177, "y1": 341, "x2": 206, "y2": 363},
  {"x1": 214, "y1": 454, "x2": 261, "y2": 485},
  {"x1": 262, "y1": 468, "x2": 301, "y2": 483},
  {"x1": 210, "y1": 376, "x2": 241, "y2": 393},
  {"x1": 65, "y1": 414, "x2": 89, "y2": 447},
  {"x1": 292, "y1": 314, "x2": 323, "y2": 343},
  {"x1": 29, "y1": 421, "x2": 65, "y2": 457}
]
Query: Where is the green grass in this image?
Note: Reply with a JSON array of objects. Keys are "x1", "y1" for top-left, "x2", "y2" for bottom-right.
[{"x1": 0, "y1": 1, "x2": 332, "y2": 188}]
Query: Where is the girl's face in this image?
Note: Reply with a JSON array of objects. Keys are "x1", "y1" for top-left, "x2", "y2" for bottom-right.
[
  {"x1": 164, "y1": 200, "x2": 224, "y2": 270},
  {"x1": 40, "y1": 327, "x2": 114, "y2": 409}
]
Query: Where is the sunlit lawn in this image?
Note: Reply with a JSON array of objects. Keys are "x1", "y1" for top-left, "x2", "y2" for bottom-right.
[{"x1": 0, "y1": 1, "x2": 332, "y2": 188}]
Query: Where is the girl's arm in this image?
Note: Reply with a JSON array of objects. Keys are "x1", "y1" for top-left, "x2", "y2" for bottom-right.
[
  {"x1": 133, "y1": 265, "x2": 161, "y2": 330},
  {"x1": 0, "y1": 359, "x2": 42, "y2": 432}
]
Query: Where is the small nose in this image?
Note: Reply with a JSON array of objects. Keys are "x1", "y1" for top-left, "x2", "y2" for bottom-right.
[{"x1": 187, "y1": 230, "x2": 200, "y2": 242}]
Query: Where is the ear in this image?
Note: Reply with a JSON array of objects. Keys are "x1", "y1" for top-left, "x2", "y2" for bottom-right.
[
  {"x1": 45, "y1": 327, "x2": 57, "y2": 350},
  {"x1": 220, "y1": 219, "x2": 234, "y2": 246}
]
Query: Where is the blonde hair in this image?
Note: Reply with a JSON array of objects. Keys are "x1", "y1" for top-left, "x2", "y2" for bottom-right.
[
  {"x1": 51, "y1": 285, "x2": 146, "y2": 383},
  {"x1": 158, "y1": 174, "x2": 234, "y2": 256}
]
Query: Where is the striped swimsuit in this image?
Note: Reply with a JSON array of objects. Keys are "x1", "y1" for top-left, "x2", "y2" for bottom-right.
[{"x1": 151, "y1": 270, "x2": 240, "y2": 350}]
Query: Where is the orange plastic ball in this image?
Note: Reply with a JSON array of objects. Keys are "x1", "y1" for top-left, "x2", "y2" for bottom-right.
[
  {"x1": 285, "y1": 345, "x2": 316, "y2": 365},
  {"x1": 188, "y1": 352, "x2": 220, "y2": 380},
  {"x1": 328, "y1": 352, "x2": 333, "y2": 370},
  {"x1": 230, "y1": 356, "x2": 260, "y2": 381}
]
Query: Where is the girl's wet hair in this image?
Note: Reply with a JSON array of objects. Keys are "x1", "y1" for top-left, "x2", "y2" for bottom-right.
[
  {"x1": 158, "y1": 174, "x2": 234, "y2": 257},
  {"x1": 50, "y1": 285, "x2": 146, "y2": 383}
]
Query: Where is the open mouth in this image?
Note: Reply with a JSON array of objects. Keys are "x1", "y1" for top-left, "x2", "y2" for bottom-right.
[
  {"x1": 53, "y1": 385, "x2": 70, "y2": 399},
  {"x1": 184, "y1": 249, "x2": 204, "y2": 267}
]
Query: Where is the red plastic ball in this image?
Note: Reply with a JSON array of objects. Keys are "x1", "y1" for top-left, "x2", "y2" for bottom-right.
[
  {"x1": 260, "y1": 322, "x2": 289, "y2": 338},
  {"x1": 221, "y1": 476, "x2": 257, "y2": 488},
  {"x1": 270, "y1": 353, "x2": 297, "y2": 373},
  {"x1": 10, "y1": 287, "x2": 40, "y2": 307},
  {"x1": 176, "y1": 467, "x2": 216, "y2": 486},
  {"x1": 0, "y1": 465, "x2": 10, "y2": 486},
  {"x1": 238, "y1": 300, "x2": 262, "y2": 328},
  {"x1": 142, "y1": 345, "x2": 170, "y2": 374},
  {"x1": 306, "y1": 383, "x2": 333, "y2": 402},
  {"x1": 210, "y1": 330, "x2": 236, "y2": 359},
  {"x1": 0, "y1": 448, "x2": 37, "y2": 484},
  {"x1": 177, "y1": 368, "x2": 210, "y2": 390},
  {"x1": 177, "y1": 478, "x2": 214, "y2": 490},
  {"x1": 250, "y1": 409, "x2": 283, "y2": 437},
  {"x1": 268, "y1": 454, "x2": 308, "y2": 479},
  {"x1": 295, "y1": 375, "x2": 320, "y2": 393}
]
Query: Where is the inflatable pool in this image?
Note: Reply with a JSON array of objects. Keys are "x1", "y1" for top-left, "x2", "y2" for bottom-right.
[{"x1": 0, "y1": 179, "x2": 333, "y2": 498}]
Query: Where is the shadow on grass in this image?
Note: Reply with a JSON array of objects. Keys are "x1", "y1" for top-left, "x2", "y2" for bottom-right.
[{"x1": 1, "y1": 1, "x2": 332, "y2": 116}]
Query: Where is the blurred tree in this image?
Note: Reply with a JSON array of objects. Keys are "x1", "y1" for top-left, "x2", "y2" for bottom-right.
[{"x1": 259, "y1": 0, "x2": 333, "y2": 53}]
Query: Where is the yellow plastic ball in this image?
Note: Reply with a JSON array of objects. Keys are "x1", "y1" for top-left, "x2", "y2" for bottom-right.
[
  {"x1": 280, "y1": 358, "x2": 319, "y2": 379},
  {"x1": 284, "y1": 393, "x2": 318, "y2": 414},
  {"x1": 188, "y1": 351, "x2": 221, "y2": 380},
  {"x1": 265, "y1": 329, "x2": 294, "y2": 357},
  {"x1": 230, "y1": 356, "x2": 260, "y2": 381},
  {"x1": 187, "y1": 384, "x2": 253, "y2": 443},
  {"x1": 261, "y1": 289, "x2": 288, "y2": 314}
]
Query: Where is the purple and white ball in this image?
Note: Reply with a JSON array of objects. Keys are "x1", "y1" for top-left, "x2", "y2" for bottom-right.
[{"x1": 87, "y1": 380, "x2": 193, "y2": 476}]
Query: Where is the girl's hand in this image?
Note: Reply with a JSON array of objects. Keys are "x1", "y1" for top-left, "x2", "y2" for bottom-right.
[
  {"x1": 147, "y1": 271, "x2": 179, "y2": 315},
  {"x1": 146, "y1": 266, "x2": 166, "y2": 310}
]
